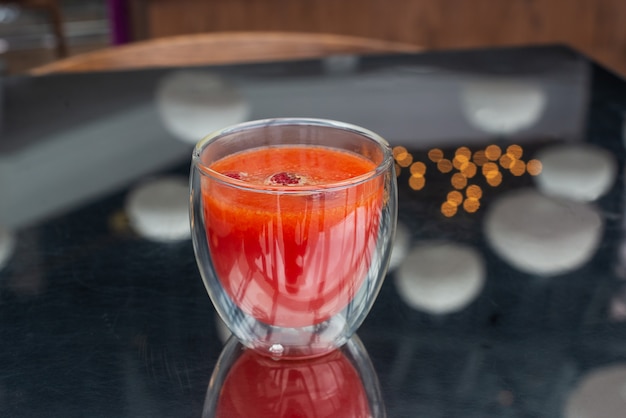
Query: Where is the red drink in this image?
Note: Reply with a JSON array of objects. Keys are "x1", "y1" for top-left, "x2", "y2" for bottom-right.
[
  {"x1": 202, "y1": 145, "x2": 383, "y2": 328},
  {"x1": 215, "y1": 348, "x2": 371, "y2": 418}
]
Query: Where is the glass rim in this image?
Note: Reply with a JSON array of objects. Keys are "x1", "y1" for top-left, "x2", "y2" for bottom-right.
[{"x1": 192, "y1": 118, "x2": 393, "y2": 194}]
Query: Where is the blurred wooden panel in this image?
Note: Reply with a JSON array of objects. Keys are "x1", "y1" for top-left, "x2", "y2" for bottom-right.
[
  {"x1": 128, "y1": 0, "x2": 626, "y2": 76},
  {"x1": 29, "y1": 32, "x2": 420, "y2": 74}
]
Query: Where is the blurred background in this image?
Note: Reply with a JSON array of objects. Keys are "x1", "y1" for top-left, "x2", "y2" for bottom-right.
[{"x1": 0, "y1": 0, "x2": 624, "y2": 77}]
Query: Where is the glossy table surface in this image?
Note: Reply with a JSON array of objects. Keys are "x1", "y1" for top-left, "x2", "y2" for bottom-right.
[{"x1": 1, "y1": 45, "x2": 625, "y2": 417}]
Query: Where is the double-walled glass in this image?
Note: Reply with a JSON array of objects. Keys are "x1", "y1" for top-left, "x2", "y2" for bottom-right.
[{"x1": 190, "y1": 118, "x2": 397, "y2": 358}]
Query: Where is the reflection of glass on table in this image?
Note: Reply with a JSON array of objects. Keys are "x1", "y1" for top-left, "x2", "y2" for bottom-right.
[{"x1": 203, "y1": 334, "x2": 385, "y2": 418}]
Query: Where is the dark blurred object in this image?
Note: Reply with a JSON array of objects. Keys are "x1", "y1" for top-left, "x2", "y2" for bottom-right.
[
  {"x1": 28, "y1": 31, "x2": 420, "y2": 75},
  {"x1": 0, "y1": 0, "x2": 67, "y2": 57}
]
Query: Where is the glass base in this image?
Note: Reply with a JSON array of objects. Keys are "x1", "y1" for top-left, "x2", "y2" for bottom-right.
[{"x1": 228, "y1": 312, "x2": 349, "y2": 359}]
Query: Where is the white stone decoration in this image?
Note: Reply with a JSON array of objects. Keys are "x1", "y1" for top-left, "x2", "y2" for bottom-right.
[
  {"x1": 395, "y1": 242, "x2": 485, "y2": 314},
  {"x1": 461, "y1": 78, "x2": 547, "y2": 135},
  {"x1": 535, "y1": 144, "x2": 617, "y2": 202},
  {"x1": 215, "y1": 314, "x2": 232, "y2": 345},
  {"x1": 484, "y1": 189, "x2": 603, "y2": 276},
  {"x1": 156, "y1": 71, "x2": 250, "y2": 144},
  {"x1": 322, "y1": 54, "x2": 360, "y2": 75},
  {"x1": 125, "y1": 177, "x2": 191, "y2": 242},
  {"x1": 565, "y1": 364, "x2": 626, "y2": 418},
  {"x1": 388, "y1": 221, "x2": 410, "y2": 272},
  {"x1": 0, "y1": 225, "x2": 15, "y2": 271}
]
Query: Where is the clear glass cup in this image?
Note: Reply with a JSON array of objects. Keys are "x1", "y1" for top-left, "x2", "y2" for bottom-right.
[
  {"x1": 190, "y1": 118, "x2": 397, "y2": 359},
  {"x1": 203, "y1": 334, "x2": 386, "y2": 418}
]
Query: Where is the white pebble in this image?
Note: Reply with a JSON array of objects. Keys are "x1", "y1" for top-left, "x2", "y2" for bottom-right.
[
  {"x1": 535, "y1": 144, "x2": 617, "y2": 202},
  {"x1": 461, "y1": 79, "x2": 546, "y2": 135},
  {"x1": 215, "y1": 314, "x2": 232, "y2": 345},
  {"x1": 565, "y1": 364, "x2": 626, "y2": 418},
  {"x1": 125, "y1": 177, "x2": 191, "y2": 242},
  {"x1": 156, "y1": 71, "x2": 249, "y2": 144},
  {"x1": 0, "y1": 225, "x2": 15, "y2": 271},
  {"x1": 388, "y1": 221, "x2": 410, "y2": 272},
  {"x1": 395, "y1": 242, "x2": 485, "y2": 314},
  {"x1": 484, "y1": 189, "x2": 603, "y2": 276}
]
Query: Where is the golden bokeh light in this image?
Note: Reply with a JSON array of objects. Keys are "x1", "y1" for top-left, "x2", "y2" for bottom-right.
[
  {"x1": 409, "y1": 175, "x2": 426, "y2": 190},
  {"x1": 463, "y1": 197, "x2": 480, "y2": 213},
  {"x1": 109, "y1": 210, "x2": 130, "y2": 235},
  {"x1": 472, "y1": 150, "x2": 488, "y2": 166},
  {"x1": 527, "y1": 159, "x2": 543, "y2": 176},
  {"x1": 486, "y1": 172, "x2": 503, "y2": 187},
  {"x1": 397, "y1": 153, "x2": 414, "y2": 167},
  {"x1": 455, "y1": 146, "x2": 472, "y2": 159},
  {"x1": 482, "y1": 162, "x2": 499, "y2": 179},
  {"x1": 506, "y1": 144, "x2": 523, "y2": 159},
  {"x1": 499, "y1": 153, "x2": 515, "y2": 169},
  {"x1": 410, "y1": 161, "x2": 427, "y2": 177},
  {"x1": 485, "y1": 145, "x2": 502, "y2": 161},
  {"x1": 437, "y1": 158, "x2": 453, "y2": 173},
  {"x1": 428, "y1": 148, "x2": 444, "y2": 163},
  {"x1": 466, "y1": 184, "x2": 483, "y2": 199},
  {"x1": 452, "y1": 155, "x2": 469, "y2": 170},
  {"x1": 400, "y1": 143, "x2": 541, "y2": 216},
  {"x1": 393, "y1": 146, "x2": 408, "y2": 160},
  {"x1": 451, "y1": 172, "x2": 468, "y2": 189},
  {"x1": 447, "y1": 191, "x2": 463, "y2": 206},
  {"x1": 460, "y1": 161, "x2": 477, "y2": 178},
  {"x1": 509, "y1": 159, "x2": 526, "y2": 176},
  {"x1": 453, "y1": 154, "x2": 469, "y2": 170},
  {"x1": 441, "y1": 201, "x2": 458, "y2": 218},
  {"x1": 396, "y1": 151, "x2": 408, "y2": 161}
]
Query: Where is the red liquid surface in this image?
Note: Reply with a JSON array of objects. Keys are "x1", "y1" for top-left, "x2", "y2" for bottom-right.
[
  {"x1": 202, "y1": 146, "x2": 383, "y2": 328},
  {"x1": 216, "y1": 349, "x2": 371, "y2": 418}
]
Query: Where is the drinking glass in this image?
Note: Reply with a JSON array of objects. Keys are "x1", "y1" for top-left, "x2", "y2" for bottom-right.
[{"x1": 190, "y1": 118, "x2": 397, "y2": 358}]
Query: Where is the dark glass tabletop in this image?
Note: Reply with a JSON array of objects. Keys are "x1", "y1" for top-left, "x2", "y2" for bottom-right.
[{"x1": 1, "y1": 45, "x2": 625, "y2": 418}]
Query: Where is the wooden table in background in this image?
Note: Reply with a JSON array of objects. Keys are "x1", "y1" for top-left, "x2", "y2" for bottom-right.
[{"x1": 127, "y1": 0, "x2": 626, "y2": 78}]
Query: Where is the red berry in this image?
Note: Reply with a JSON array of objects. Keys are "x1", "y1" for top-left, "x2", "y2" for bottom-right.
[
  {"x1": 269, "y1": 172, "x2": 302, "y2": 185},
  {"x1": 224, "y1": 171, "x2": 245, "y2": 180}
]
